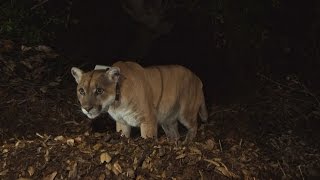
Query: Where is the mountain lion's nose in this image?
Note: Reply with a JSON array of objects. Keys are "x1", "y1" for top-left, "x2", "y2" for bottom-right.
[{"x1": 83, "y1": 106, "x2": 93, "y2": 112}]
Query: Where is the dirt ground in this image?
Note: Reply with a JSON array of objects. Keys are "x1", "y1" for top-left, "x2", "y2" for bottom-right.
[{"x1": 0, "y1": 42, "x2": 320, "y2": 179}]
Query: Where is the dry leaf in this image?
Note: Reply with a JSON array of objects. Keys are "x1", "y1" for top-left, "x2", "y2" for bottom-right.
[
  {"x1": 35, "y1": 45, "x2": 53, "y2": 53},
  {"x1": 54, "y1": 135, "x2": 65, "y2": 141},
  {"x1": 204, "y1": 159, "x2": 220, "y2": 167},
  {"x1": 3, "y1": 59, "x2": 16, "y2": 71},
  {"x1": 67, "y1": 139, "x2": 75, "y2": 146},
  {"x1": 112, "y1": 161, "x2": 122, "y2": 175},
  {"x1": 27, "y1": 166, "x2": 35, "y2": 176},
  {"x1": 68, "y1": 162, "x2": 78, "y2": 178},
  {"x1": 15, "y1": 140, "x2": 26, "y2": 149},
  {"x1": 161, "y1": 171, "x2": 166, "y2": 178},
  {"x1": 126, "y1": 168, "x2": 135, "y2": 178},
  {"x1": 189, "y1": 147, "x2": 202, "y2": 155},
  {"x1": 78, "y1": 143, "x2": 92, "y2": 154},
  {"x1": 176, "y1": 153, "x2": 186, "y2": 160},
  {"x1": 0, "y1": 169, "x2": 8, "y2": 176},
  {"x1": 20, "y1": 60, "x2": 33, "y2": 69},
  {"x1": 21, "y1": 45, "x2": 32, "y2": 52},
  {"x1": 84, "y1": 131, "x2": 90, "y2": 136},
  {"x1": 106, "y1": 163, "x2": 112, "y2": 171},
  {"x1": 105, "y1": 168, "x2": 111, "y2": 176},
  {"x1": 42, "y1": 171, "x2": 57, "y2": 180},
  {"x1": 49, "y1": 82, "x2": 60, "y2": 87},
  {"x1": 98, "y1": 174, "x2": 105, "y2": 180},
  {"x1": 40, "y1": 86, "x2": 48, "y2": 93},
  {"x1": 94, "y1": 132, "x2": 104, "y2": 137},
  {"x1": 242, "y1": 169, "x2": 251, "y2": 177},
  {"x1": 199, "y1": 170, "x2": 204, "y2": 180},
  {"x1": 158, "y1": 147, "x2": 166, "y2": 157},
  {"x1": 205, "y1": 158, "x2": 240, "y2": 179},
  {"x1": 74, "y1": 137, "x2": 82, "y2": 143},
  {"x1": 93, "y1": 143, "x2": 103, "y2": 151},
  {"x1": 100, "y1": 152, "x2": 112, "y2": 164},
  {"x1": 133, "y1": 157, "x2": 138, "y2": 170},
  {"x1": 230, "y1": 145, "x2": 238, "y2": 152},
  {"x1": 136, "y1": 175, "x2": 145, "y2": 180},
  {"x1": 17, "y1": 178, "x2": 32, "y2": 180},
  {"x1": 204, "y1": 139, "x2": 215, "y2": 150},
  {"x1": 142, "y1": 157, "x2": 152, "y2": 170},
  {"x1": 215, "y1": 166, "x2": 240, "y2": 179}
]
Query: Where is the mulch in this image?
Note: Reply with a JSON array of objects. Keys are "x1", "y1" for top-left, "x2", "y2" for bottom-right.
[{"x1": 0, "y1": 40, "x2": 319, "y2": 179}]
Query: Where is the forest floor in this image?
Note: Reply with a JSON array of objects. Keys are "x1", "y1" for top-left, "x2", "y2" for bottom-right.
[{"x1": 0, "y1": 41, "x2": 320, "y2": 179}]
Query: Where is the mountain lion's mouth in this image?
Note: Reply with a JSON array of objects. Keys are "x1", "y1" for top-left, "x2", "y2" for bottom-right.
[
  {"x1": 81, "y1": 107, "x2": 101, "y2": 119},
  {"x1": 87, "y1": 113, "x2": 99, "y2": 119}
]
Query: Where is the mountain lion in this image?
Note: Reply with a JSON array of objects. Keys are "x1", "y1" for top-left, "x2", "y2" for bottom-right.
[{"x1": 71, "y1": 61, "x2": 208, "y2": 143}]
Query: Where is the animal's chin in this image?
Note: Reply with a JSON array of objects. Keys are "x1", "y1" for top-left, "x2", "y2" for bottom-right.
[
  {"x1": 86, "y1": 113, "x2": 100, "y2": 119},
  {"x1": 81, "y1": 107, "x2": 101, "y2": 119}
]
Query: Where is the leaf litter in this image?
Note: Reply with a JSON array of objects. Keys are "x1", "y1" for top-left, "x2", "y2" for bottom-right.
[{"x1": 0, "y1": 40, "x2": 319, "y2": 179}]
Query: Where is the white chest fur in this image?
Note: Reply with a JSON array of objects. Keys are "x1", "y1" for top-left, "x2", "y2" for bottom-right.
[{"x1": 107, "y1": 107, "x2": 141, "y2": 127}]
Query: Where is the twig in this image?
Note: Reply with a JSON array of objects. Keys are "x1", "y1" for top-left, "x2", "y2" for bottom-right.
[
  {"x1": 278, "y1": 161, "x2": 286, "y2": 177},
  {"x1": 30, "y1": 0, "x2": 49, "y2": 10},
  {"x1": 257, "y1": 73, "x2": 294, "y2": 91},
  {"x1": 17, "y1": 99, "x2": 28, "y2": 105},
  {"x1": 258, "y1": 73, "x2": 320, "y2": 106},
  {"x1": 63, "y1": 120, "x2": 80, "y2": 125},
  {"x1": 199, "y1": 170, "x2": 204, "y2": 180},
  {"x1": 298, "y1": 165, "x2": 304, "y2": 180},
  {"x1": 218, "y1": 139, "x2": 223, "y2": 152},
  {"x1": 301, "y1": 83, "x2": 320, "y2": 106},
  {"x1": 36, "y1": 132, "x2": 44, "y2": 139},
  {"x1": 44, "y1": 135, "x2": 51, "y2": 144}
]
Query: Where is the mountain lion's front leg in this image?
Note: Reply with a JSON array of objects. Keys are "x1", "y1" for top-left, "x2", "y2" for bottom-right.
[
  {"x1": 116, "y1": 122, "x2": 131, "y2": 138},
  {"x1": 140, "y1": 113, "x2": 158, "y2": 139}
]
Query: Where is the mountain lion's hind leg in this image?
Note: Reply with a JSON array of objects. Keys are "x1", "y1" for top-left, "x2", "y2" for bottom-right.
[
  {"x1": 179, "y1": 114, "x2": 198, "y2": 145},
  {"x1": 161, "y1": 121, "x2": 180, "y2": 140}
]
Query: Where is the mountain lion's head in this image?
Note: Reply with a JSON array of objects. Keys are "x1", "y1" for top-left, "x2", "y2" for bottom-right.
[{"x1": 71, "y1": 66, "x2": 120, "y2": 119}]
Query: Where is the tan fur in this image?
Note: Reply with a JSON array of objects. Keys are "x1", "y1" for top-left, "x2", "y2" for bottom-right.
[{"x1": 71, "y1": 61, "x2": 208, "y2": 143}]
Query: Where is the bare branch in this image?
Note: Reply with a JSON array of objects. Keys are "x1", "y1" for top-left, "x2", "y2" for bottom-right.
[{"x1": 30, "y1": 0, "x2": 49, "y2": 10}]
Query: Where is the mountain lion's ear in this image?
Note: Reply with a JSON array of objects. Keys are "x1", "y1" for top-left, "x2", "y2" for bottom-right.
[
  {"x1": 94, "y1": 65, "x2": 111, "y2": 70},
  {"x1": 106, "y1": 66, "x2": 120, "y2": 82},
  {"x1": 71, "y1": 67, "x2": 83, "y2": 84}
]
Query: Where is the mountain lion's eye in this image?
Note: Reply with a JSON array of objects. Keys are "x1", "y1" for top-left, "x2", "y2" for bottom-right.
[
  {"x1": 79, "y1": 88, "x2": 85, "y2": 95},
  {"x1": 96, "y1": 88, "x2": 104, "y2": 95}
]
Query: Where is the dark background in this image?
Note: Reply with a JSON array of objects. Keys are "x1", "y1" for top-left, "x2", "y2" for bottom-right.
[
  {"x1": 1, "y1": 0, "x2": 320, "y2": 104},
  {"x1": 55, "y1": 0, "x2": 320, "y2": 105}
]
